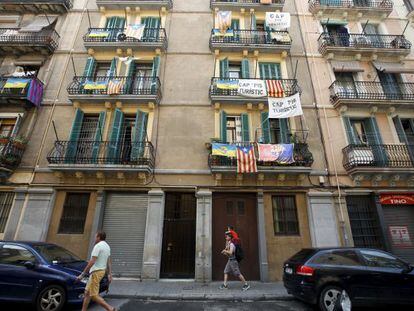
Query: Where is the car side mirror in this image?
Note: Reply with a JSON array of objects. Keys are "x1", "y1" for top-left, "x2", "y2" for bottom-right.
[{"x1": 24, "y1": 261, "x2": 35, "y2": 269}]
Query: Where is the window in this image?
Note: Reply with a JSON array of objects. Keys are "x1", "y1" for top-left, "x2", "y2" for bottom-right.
[
  {"x1": 350, "y1": 119, "x2": 368, "y2": 144},
  {"x1": 229, "y1": 63, "x2": 241, "y2": 79},
  {"x1": 58, "y1": 193, "x2": 90, "y2": 234},
  {"x1": 270, "y1": 119, "x2": 282, "y2": 144},
  {"x1": 0, "y1": 245, "x2": 36, "y2": 265},
  {"x1": 226, "y1": 116, "x2": 242, "y2": 143},
  {"x1": 400, "y1": 119, "x2": 414, "y2": 144},
  {"x1": 94, "y1": 62, "x2": 111, "y2": 77},
  {"x1": 0, "y1": 119, "x2": 16, "y2": 138},
  {"x1": 272, "y1": 196, "x2": 299, "y2": 235},
  {"x1": 0, "y1": 192, "x2": 15, "y2": 234},
  {"x1": 360, "y1": 250, "x2": 407, "y2": 269},
  {"x1": 311, "y1": 250, "x2": 362, "y2": 266},
  {"x1": 119, "y1": 117, "x2": 136, "y2": 161},
  {"x1": 33, "y1": 244, "x2": 81, "y2": 264}
]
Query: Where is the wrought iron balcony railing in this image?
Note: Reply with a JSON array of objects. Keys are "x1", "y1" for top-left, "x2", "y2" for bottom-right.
[
  {"x1": 0, "y1": 138, "x2": 26, "y2": 172},
  {"x1": 47, "y1": 140, "x2": 155, "y2": 169},
  {"x1": 0, "y1": 76, "x2": 44, "y2": 107},
  {"x1": 330, "y1": 81, "x2": 414, "y2": 104},
  {"x1": 209, "y1": 142, "x2": 314, "y2": 169},
  {"x1": 0, "y1": 28, "x2": 60, "y2": 54},
  {"x1": 210, "y1": 29, "x2": 291, "y2": 49},
  {"x1": 309, "y1": 0, "x2": 393, "y2": 11},
  {"x1": 83, "y1": 27, "x2": 167, "y2": 50},
  {"x1": 67, "y1": 76, "x2": 161, "y2": 98},
  {"x1": 210, "y1": 77, "x2": 299, "y2": 98},
  {"x1": 211, "y1": 0, "x2": 285, "y2": 8},
  {"x1": 0, "y1": 0, "x2": 73, "y2": 13},
  {"x1": 318, "y1": 33, "x2": 411, "y2": 54},
  {"x1": 343, "y1": 144, "x2": 414, "y2": 170},
  {"x1": 96, "y1": 0, "x2": 173, "y2": 9}
]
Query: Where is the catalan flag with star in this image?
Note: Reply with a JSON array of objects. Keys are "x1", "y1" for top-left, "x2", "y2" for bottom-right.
[{"x1": 236, "y1": 145, "x2": 257, "y2": 174}]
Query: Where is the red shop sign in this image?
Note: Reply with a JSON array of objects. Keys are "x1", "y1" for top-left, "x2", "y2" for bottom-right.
[{"x1": 380, "y1": 194, "x2": 414, "y2": 205}]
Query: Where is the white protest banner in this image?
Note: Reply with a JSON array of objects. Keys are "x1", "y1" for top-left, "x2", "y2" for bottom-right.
[
  {"x1": 268, "y1": 93, "x2": 303, "y2": 118},
  {"x1": 265, "y1": 12, "x2": 291, "y2": 30},
  {"x1": 238, "y1": 79, "x2": 267, "y2": 98}
]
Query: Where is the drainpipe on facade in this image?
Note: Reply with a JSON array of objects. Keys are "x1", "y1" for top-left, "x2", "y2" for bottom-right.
[
  {"x1": 29, "y1": 6, "x2": 89, "y2": 185},
  {"x1": 293, "y1": 0, "x2": 349, "y2": 246}
]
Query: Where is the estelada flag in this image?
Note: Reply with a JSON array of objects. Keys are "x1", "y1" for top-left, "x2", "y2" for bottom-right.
[
  {"x1": 236, "y1": 145, "x2": 257, "y2": 174},
  {"x1": 266, "y1": 80, "x2": 284, "y2": 97}
]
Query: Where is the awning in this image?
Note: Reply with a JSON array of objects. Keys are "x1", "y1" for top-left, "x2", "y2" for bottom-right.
[
  {"x1": 330, "y1": 60, "x2": 364, "y2": 72},
  {"x1": 20, "y1": 15, "x2": 58, "y2": 32},
  {"x1": 373, "y1": 62, "x2": 414, "y2": 74}
]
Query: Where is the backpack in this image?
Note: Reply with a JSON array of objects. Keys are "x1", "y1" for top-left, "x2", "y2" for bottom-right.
[{"x1": 235, "y1": 244, "x2": 244, "y2": 262}]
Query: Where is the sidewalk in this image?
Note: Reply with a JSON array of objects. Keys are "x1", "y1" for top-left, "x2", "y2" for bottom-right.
[{"x1": 105, "y1": 280, "x2": 291, "y2": 301}]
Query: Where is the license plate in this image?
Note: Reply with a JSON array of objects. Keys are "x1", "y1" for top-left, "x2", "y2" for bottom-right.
[{"x1": 285, "y1": 267, "x2": 293, "y2": 274}]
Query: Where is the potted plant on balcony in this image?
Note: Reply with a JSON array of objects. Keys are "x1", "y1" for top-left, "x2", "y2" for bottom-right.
[{"x1": 11, "y1": 135, "x2": 27, "y2": 150}]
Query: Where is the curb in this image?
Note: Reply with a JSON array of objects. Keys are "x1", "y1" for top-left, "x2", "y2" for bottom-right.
[{"x1": 105, "y1": 294, "x2": 294, "y2": 302}]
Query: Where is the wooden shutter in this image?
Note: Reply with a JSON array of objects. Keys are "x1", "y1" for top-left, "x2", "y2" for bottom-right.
[
  {"x1": 241, "y1": 58, "x2": 250, "y2": 79},
  {"x1": 83, "y1": 57, "x2": 96, "y2": 77},
  {"x1": 365, "y1": 117, "x2": 387, "y2": 166},
  {"x1": 259, "y1": 63, "x2": 281, "y2": 79},
  {"x1": 151, "y1": 56, "x2": 160, "y2": 77},
  {"x1": 343, "y1": 116, "x2": 358, "y2": 145},
  {"x1": 106, "y1": 108, "x2": 124, "y2": 162},
  {"x1": 91, "y1": 111, "x2": 106, "y2": 163},
  {"x1": 220, "y1": 58, "x2": 229, "y2": 78},
  {"x1": 131, "y1": 110, "x2": 149, "y2": 160},
  {"x1": 241, "y1": 113, "x2": 250, "y2": 142},
  {"x1": 65, "y1": 109, "x2": 84, "y2": 162},
  {"x1": 251, "y1": 14, "x2": 257, "y2": 30},
  {"x1": 108, "y1": 57, "x2": 118, "y2": 78},
  {"x1": 231, "y1": 19, "x2": 240, "y2": 30},
  {"x1": 220, "y1": 110, "x2": 227, "y2": 143},
  {"x1": 279, "y1": 119, "x2": 290, "y2": 143},
  {"x1": 261, "y1": 112, "x2": 271, "y2": 143}
]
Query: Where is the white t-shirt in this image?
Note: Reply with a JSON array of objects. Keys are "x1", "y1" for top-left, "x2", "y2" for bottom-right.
[{"x1": 89, "y1": 241, "x2": 111, "y2": 273}]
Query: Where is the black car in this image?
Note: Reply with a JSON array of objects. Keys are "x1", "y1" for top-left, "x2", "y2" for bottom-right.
[{"x1": 283, "y1": 247, "x2": 414, "y2": 311}]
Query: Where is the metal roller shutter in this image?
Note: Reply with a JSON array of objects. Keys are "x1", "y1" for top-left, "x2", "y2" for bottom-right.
[
  {"x1": 382, "y1": 205, "x2": 414, "y2": 264},
  {"x1": 103, "y1": 193, "x2": 148, "y2": 277}
]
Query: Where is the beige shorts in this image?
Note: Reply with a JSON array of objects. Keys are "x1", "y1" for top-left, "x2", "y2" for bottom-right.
[
  {"x1": 85, "y1": 270, "x2": 105, "y2": 297},
  {"x1": 224, "y1": 259, "x2": 241, "y2": 276}
]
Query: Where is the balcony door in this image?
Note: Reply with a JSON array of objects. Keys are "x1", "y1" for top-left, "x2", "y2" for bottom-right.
[
  {"x1": 335, "y1": 72, "x2": 357, "y2": 98},
  {"x1": 76, "y1": 116, "x2": 99, "y2": 162},
  {"x1": 378, "y1": 71, "x2": 402, "y2": 99},
  {"x1": 393, "y1": 117, "x2": 414, "y2": 166},
  {"x1": 364, "y1": 24, "x2": 383, "y2": 48},
  {"x1": 133, "y1": 63, "x2": 152, "y2": 95}
]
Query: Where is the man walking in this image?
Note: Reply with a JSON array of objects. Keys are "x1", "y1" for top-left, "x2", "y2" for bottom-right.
[
  {"x1": 219, "y1": 231, "x2": 250, "y2": 291},
  {"x1": 77, "y1": 231, "x2": 116, "y2": 311}
]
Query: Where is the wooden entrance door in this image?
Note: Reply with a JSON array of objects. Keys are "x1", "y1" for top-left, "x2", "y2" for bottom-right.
[
  {"x1": 160, "y1": 193, "x2": 196, "y2": 278},
  {"x1": 212, "y1": 193, "x2": 260, "y2": 281}
]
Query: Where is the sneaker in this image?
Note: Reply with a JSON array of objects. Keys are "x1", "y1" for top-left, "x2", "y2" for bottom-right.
[
  {"x1": 219, "y1": 284, "x2": 228, "y2": 290},
  {"x1": 242, "y1": 284, "x2": 250, "y2": 291}
]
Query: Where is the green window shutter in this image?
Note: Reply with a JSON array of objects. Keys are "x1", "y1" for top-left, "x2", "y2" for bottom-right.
[
  {"x1": 106, "y1": 108, "x2": 124, "y2": 163},
  {"x1": 65, "y1": 108, "x2": 84, "y2": 163},
  {"x1": 10, "y1": 114, "x2": 22, "y2": 138},
  {"x1": 83, "y1": 57, "x2": 96, "y2": 77},
  {"x1": 365, "y1": 116, "x2": 387, "y2": 166},
  {"x1": 241, "y1": 58, "x2": 250, "y2": 79},
  {"x1": 251, "y1": 14, "x2": 257, "y2": 30},
  {"x1": 115, "y1": 17, "x2": 126, "y2": 29},
  {"x1": 220, "y1": 110, "x2": 227, "y2": 143},
  {"x1": 91, "y1": 111, "x2": 106, "y2": 163},
  {"x1": 105, "y1": 17, "x2": 116, "y2": 28},
  {"x1": 108, "y1": 57, "x2": 118, "y2": 78},
  {"x1": 259, "y1": 63, "x2": 281, "y2": 79},
  {"x1": 279, "y1": 119, "x2": 290, "y2": 143},
  {"x1": 231, "y1": 19, "x2": 240, "y2": 30},
  {"x1": 131, "y1": 110, "x2": 149, "y2": 160},
  {"x1": 343, "y1": 117, "x2": 357, "y2": 145},
  {"x1": 142, "y1": 17, "x2": 161, "y2": 41},
  {"x1": 219, "y1": 58, "x2": 229, "y2": 78},
  {"x1": 126, "y1": 58, "x2": 135, "y2": 93},
  {"x1": 241, "y1": 113, "x2": 250, "y2": 142},
  {"x1": 261, "y1": 111, "x2": 271, "y2": 143},
  {"x1": 151, "y1": 56, "x2": 160, "y2": 77},
  {"x1": 393, "y1": 116, "x2": 409, "y2": 144}
]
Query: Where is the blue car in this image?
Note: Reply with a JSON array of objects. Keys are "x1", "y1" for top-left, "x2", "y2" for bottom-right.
[{"x1": 0, "y1": 241, "x2": 109, "y2": 311}]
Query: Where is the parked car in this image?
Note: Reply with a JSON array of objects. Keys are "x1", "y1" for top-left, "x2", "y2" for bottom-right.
[
  {"x1": 283, "y1": 247, "x2": 414, "y2": 311},
  {"x1": 0, "y1": 241, "x2": 109, "y2": 311}
]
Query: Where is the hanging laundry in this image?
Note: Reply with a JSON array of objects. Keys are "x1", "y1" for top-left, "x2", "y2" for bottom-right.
[
  {"x1": 265, "y1": 80, "x2": 284, "y2": 97},
  {"x1": 217, "y1": 11, "x2": 232, "y2": 34},
  {"x1": 125, "y1": 24, "x2": 145, "y2": 40}
]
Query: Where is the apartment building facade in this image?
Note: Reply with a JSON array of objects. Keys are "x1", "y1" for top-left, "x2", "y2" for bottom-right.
[{"x1": 1, "y1": 0, "x2": 412, "y2": 282}]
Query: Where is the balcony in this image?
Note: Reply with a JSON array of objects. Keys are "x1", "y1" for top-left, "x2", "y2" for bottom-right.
[
  {"x1": 47, "y1": 141, "x2": 155, "y2": 175},
  {"x1": 210, "y1": 77, "x2": 299, "y2": 104},
  {"x1": 0, "y1": 0, "x2": 72, "y2": 13},
  {"x1": 83, "y1": 28, "x2": 167, "y2": 52},
  {"x1": 209, "y1": 141, "x2": 313, "y2": 176},
  {"x1": 67, "y1": 76, "x2": 161, "y2": 104},
  {"x1": 309, "y1": 0, "x2": 393, "y2": 19},
  {"x1": 210, "y1": 0, "x2": 284, "y2": 11},
  {"x1": 318, "y1": 33, "x2": 411, "y2": 59},
  {"x1": 330, "y1": 81, "x2": 414, "y2": 108},
  {"x1": 0, "y1": 28, "x2": 60, "y2": 55},
  {"x1": 0, "y1": 76, "x2": 43, "y2": 107},
  {"x1": 0, "y1": 138, "x2": 26, "y2": 178},
  {"x1": 343, "y1": 144, "x2": 414, "y2": 181},
  {"x1": 210, "y1": 29, "x2": 291, "y2": 53},
  {"x1": 96, "y1": 0, "x2": 172, "y2": 10}
]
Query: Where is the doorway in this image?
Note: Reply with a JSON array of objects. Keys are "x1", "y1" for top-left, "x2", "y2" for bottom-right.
[
  {"x1": 160, "y1": 193, "x2": 196, "y2": 278},
  {"x1": 212, "y1": 193, "x2": 260, "y2": 281}
]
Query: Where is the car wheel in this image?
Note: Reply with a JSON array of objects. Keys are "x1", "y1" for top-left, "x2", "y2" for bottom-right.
[
  {"x1": 36, "y1": 285, "x2": 66, "y2": 311},
  {"x1": 319, "y1": 285, "x2": 348, "y2": 311}
]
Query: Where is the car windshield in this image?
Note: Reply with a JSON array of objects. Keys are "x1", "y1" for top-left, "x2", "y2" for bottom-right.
[{"x1": 33, "y1": 245, "x2": 82, "y2": 264}]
